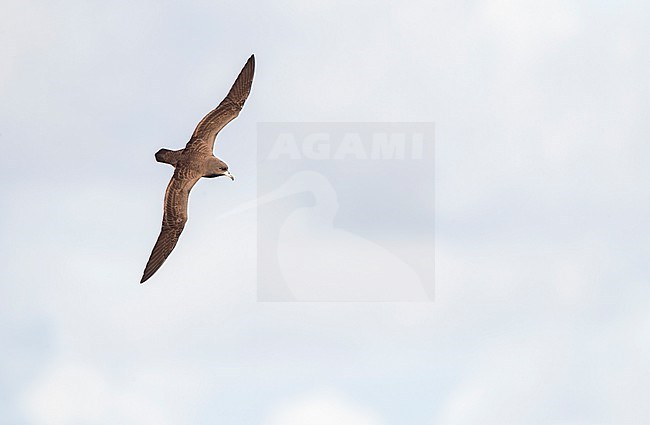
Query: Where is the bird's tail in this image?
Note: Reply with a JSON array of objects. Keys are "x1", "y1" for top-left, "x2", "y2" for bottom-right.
[{"x1": 155, "y1": 148, "x2": 182, "y2": 166}]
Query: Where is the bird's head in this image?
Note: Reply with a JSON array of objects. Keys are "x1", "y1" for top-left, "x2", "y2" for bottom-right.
[{"x1": 206, "y1": 157, "x2": 234, "y2": 180}]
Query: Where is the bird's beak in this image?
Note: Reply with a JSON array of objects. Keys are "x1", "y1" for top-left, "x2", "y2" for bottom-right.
[{"x1": 224, "y1": 170, "x2": 234, "y2": 181}]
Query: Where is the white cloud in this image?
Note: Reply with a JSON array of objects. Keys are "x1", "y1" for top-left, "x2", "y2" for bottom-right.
[
  {"x1": 265, "y1": 390, "x2": 385, "y2": 425},
  {"x1": 479, "y1": 0, "x2": 581, "y2": 51},
  {"x1": 21, "y1": 359, "x2": 212, "y2": 425},
  {"x1": 23, "y1": 363, "x2": 110, "y2": 425},
  {"x1": 22, "y1": 362, "x2": 174, "y2": 425}
]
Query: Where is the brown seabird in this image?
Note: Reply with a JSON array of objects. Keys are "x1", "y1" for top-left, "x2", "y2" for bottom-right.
[{"x1": 140, "y1": 54, "x2": 255, "y2": 283}]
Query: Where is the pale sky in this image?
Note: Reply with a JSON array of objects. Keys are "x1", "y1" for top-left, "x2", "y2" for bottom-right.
[{"x1": 1, "y1": 0, "x2": 649, "y2": 424}]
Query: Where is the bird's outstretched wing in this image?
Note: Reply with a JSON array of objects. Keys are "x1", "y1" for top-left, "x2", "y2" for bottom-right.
[
  {"x1": 185, "y1": 54, "x2": 255, "y2": 154},
  {"x1": 141, "y1": 170, "x2": 201, "y2": 283}
]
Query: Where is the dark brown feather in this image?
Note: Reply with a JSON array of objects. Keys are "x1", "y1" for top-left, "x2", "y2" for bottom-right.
[
  {"x1": 140, "y1": 170, "x2": 200, "y2": 283},
  {"x1": 185, "y1": 54, "x2": 255, "y2": 154},
  {"x1": 141, "y1": 55, "x2": 254, "y2": 283}
]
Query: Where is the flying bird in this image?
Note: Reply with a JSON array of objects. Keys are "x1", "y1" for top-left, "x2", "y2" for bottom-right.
[{"x1": 140, "y1": 54, "x2": 255, "y2": 283}]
